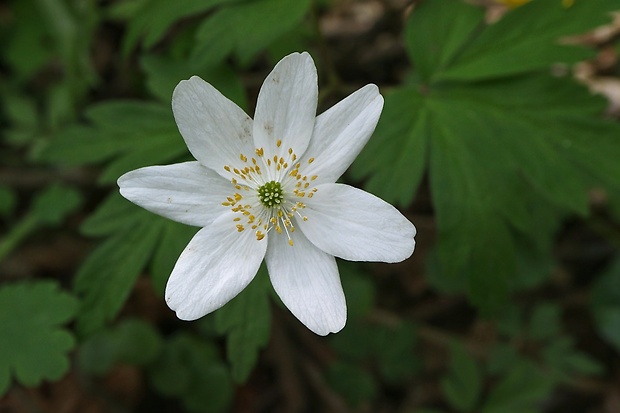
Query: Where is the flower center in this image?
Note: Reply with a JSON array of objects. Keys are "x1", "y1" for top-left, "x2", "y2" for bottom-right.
[
  {"x1": 221, "y1": 145, "x2": 319, "y2": 246},
  {"x1": 257, "y1": 181, "x2": 284, "y2": 208}
]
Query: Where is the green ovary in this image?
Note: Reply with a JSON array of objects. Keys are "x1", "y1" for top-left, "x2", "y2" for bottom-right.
[{"x1": 257, "y1": 181, "x2": 284, "y2": 208}]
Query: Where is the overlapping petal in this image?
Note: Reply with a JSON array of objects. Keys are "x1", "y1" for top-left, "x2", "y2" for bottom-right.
[
  {"x1": 265, "y1": 230, "x2": 346, "y2": 336},
  {"x1": 298, "y1": 183, "x2": 416, "y2": 263},
  {"x1": 253, "y1": 52, "x2": 318, "y2": 159},
  {"x1": 300, "y1": 84, "x2": 384, "y2": 185},
  {"x1": 118, "y1": 162, "x2": 231, "y2": 227},
  {"x1": 165, "y1": 213, "x2": 267, "y2": 320},
  {"x1": 172, "y1": 76, "x2": 254, "y2": 177}
]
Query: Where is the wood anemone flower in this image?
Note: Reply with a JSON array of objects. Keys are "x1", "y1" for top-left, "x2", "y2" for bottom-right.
[{"x1": 117, "y1": 52, "x2": 416, "y2": 335}]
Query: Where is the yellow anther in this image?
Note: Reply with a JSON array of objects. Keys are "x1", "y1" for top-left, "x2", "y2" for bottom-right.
[
  {"x1": 273, "y1": 155, "x2": 278, "y2": 162},
  {"x1": 308, "y1": 157, "x2": 315, "y2": 164},
  {"x1": 311, "y1": 175, "x2": 318, "y2": 181},
  {"x1": 288, "y1": 239, "x2": 294, "y2": 246},
  {"x1": 288, "y1": 148, "x2": 293, "y2": 155},
  {"x1": 240, "y1": 154, "x2": 247, "y2": 162},
  {"x1": 233, "y1": 217, "x2": 241, "y2": 222},
  {"x1": 308, "y1": 193, "x2": 314, "y2": 198},
  {"x1": 236, "y1": 224, "x2": 245, "y2": 232},
  {"x1": 224, "y1": 165, "x2": 231, "y2": 172},
  {"x1": 276, "y1": 139, "x2": 282, "y2": 147},
  {"x1": 276, "y1": 225, "x2": 282, "y2": 234},
  {"x1": 256, "y1": 231, "x2": 265, "y2": 241},
  {"x1": 233, "y1": 168, "x2": 240, "y2": 174},
  {"x1": 303, "y1": 216, "x2": 308, "y2": 221}
]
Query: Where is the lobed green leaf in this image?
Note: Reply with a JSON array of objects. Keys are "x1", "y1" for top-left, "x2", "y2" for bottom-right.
[{"x1": 0, "y1": 281, "x2": 78, "y2": 396}]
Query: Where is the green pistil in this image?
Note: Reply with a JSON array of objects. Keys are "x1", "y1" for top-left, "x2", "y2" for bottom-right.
[{"x1": 258, "y1": 181, "x2": 284, "y2": 208}]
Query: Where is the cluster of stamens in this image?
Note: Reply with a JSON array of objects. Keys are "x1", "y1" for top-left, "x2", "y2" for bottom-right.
[{"x1": 220, "y1": 140, "x2": 319, "y2": 246}]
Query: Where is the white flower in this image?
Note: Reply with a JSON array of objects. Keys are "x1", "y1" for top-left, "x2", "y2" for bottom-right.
[{"x1": 117, "y1": 52, "x2": 416, "y2": 335}]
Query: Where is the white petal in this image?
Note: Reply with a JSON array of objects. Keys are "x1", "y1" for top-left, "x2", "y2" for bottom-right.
[
  {"x1": 253, "y1": 52, "x2": 318, "y2": 159},
  {"x1": 298, "y1": 184, "x2": 416, "y2": 263},
  {"x1": 172, "y1": 76, "x2": 254, "y2": 176},
  {"x1": 118, "y1": 161, "x2": 231, "y2": 227},
  {"x1": 265, "y1": 230, "x2": 346, "y2": 336},
  {"x1": 300, "y1": 84, "x2": 383, "y2": 184},
  {"x1": 165, "y1": 212, "x2": 267, "y2": 320}
]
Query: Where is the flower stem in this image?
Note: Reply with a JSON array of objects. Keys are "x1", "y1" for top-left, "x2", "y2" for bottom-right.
[{"x1": 0, "y1": 214, "x2": 39, "y2": 263}]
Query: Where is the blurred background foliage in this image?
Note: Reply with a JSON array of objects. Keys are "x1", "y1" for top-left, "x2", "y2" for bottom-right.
[{"x1": 1, "y1": 0, "x2": 620, "y2": 412}]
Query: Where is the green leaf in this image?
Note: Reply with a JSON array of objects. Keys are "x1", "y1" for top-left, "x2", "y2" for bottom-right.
[
  {"x1": 215, "y1": 268, "x2": 271, "y2": 382},
  {"x1": 78, "y1": 318, "x2": 163, "y2": 375},
  {"x1": 330, "y1": 321, "x2": 376, "y2": 362},
  {"x1": 120, "y1": 0, "x2": 234, "y2": 54},
  {"x1": 325, "y1": 362, "x2": 377, "y2": 407},
  {"x1": 191, "y1": 0, "x2": 311, "y2": 67},
  {"x1": 141, "y1": 55, "x2": 247, "y2": 109},
  {"x1": 3, "y1": 0, "x2": 52, "y2": 79},
  {"x1": 354, "y1": 72, "x2": 616, "y2": 311},
  {"x1": 404, "y1": 0, "x2": 484, "y2": 83},
  {"x1": 542, "y1": 337, "x2": 603, "y2": 377},
  {"x1": 35, "y1": 101, "x2": 189, "y2": 182},
  {"x1": 590, "y1": 257, "x2": 620, "y2": 352},
  {"x1": 0, "y1": 281, "x2": 78, "y2": 396},
  {"x1": 31, "y1": 184, "x2": 82, "y2": 226},
  {"x1": 0, "y1": 186, "x2": 16, "y2": 218},
  {"x1": 527, "y1": 303, "x2": 561, "y2": 341},
  {"x1": 80, "y1": 192, "x2": 146, "y2": 237},
  {"x1": 73, "y1": 215, "x2": 165, "y2": 335},
  {"x1": 349, "y1": 86, "x2": 428, "y2": 207},
  {"x1": 487, "y1": 343, "x2": 521, "y2": 375},
  {"x1": 338, "y1": 263, "x2": 375, "y2": 320},
  {"x1": 150, "y1": 221, "x2": 197, "y2": 294},
  {"x1": 373, "y1": 322, "x2": 419, "y2": 383},
  {"x1": 406, "y1": 0, "x2": 618, "y2": 82},
  {"x1": 482, "y1": 360, "x2": 554, "y2": 413},
  {"x1": 3, "y1": 92, "x2": 38, "y2": 127},
  {"x1": 561, "y1": 351, "x2": 604, "y2": 376},
  {"x1": 148, "y1": 333, "x2": 233, "y2": 413},
  {"x1": 441, "y1": 343, "x2": 482, "y2": 413},
  {"x1": 332, "y1": 319, "x2": 419, "y2": 384}
]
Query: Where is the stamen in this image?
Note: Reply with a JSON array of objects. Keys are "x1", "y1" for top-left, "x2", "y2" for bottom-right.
[{"x1": 224, "y1": 147, "x2": 319, "y2": 246}]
